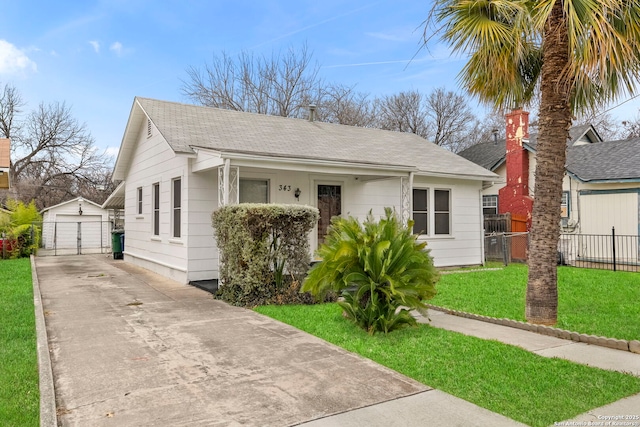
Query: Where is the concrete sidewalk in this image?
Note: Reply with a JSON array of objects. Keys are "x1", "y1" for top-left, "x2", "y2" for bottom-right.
[{"x1": 34, "y1": 255, "x2": 524, "y2": 427}]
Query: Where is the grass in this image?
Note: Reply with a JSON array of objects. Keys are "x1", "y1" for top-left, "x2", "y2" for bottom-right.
[
  {"x1": 256, "y1": 303, "x2": 640, "y2": 427},
  {"x1": 0, "y1": 258, "x2": 39, "y2": 426},
  {"x1": 433, "y1": 264, "x2": 640, "y2": 341}
]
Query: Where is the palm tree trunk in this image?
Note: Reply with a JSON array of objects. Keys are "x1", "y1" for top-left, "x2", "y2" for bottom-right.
[{"x1": 526, "y1": 0, "x2": 572, "y2": 325}]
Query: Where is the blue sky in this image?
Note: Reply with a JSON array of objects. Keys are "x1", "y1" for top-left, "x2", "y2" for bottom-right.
[{"x1": 2, "y1": 0, "x2": 640, "y2": 160}]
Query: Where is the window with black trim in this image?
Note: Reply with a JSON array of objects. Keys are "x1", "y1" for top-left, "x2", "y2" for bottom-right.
[
  {"x1": 482, "y1": 195, "x2": 498, "y2": 216},
  {"x1": 152, "y1": 182, "x2": 160, "y2": 236},
  {"x1": 172, "y1": 178, "x2": 181, "y2": 238},
  {"x1": 137, "y1": 187, "x2": 143, "y2": 215},
  {"x1": 412, "y1": 188, "x2": 428, "y2": 235},
  {"x1": 434, "y1": 189, "x2": 451, "y2": 235}
]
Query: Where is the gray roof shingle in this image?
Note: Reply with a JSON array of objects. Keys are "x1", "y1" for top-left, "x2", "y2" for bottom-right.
[
  {"x1": 137, "y1": 97, "x2": 496, "y2": 179},
  {"x1": 566, "y1": 138, "x2": 640, "y2": 182},
  {"x1": 458, "y1": 124, "x2": 640, "y2": 182}
]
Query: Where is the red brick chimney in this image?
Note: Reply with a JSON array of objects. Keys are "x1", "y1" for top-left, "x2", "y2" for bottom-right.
[{"x1": 498, "y1": 109, "x2": 533, "y2": 229}]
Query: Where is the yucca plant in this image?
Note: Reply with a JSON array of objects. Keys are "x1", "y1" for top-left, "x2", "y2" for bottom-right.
[{"x1": 302, "y1": 208, "x2": 438, "y2": 334}]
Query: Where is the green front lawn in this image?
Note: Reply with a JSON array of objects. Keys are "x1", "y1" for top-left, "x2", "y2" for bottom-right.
[
  {"x1": 0, "y1": 258, "x2": 39, "y2": 426},
  {"x1": 256, "y1": 303, "x2": 640, "y2": 427},
  {"x1": 433, "y1": 264, "x2": 640, "y2": 340}
]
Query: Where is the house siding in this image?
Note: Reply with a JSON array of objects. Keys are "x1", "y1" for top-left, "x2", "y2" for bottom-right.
[
  {"x1": 414, "y1": 176, "x2": 484, "y2": 267},
  {"x1": 123, "y1": 121, "x2": 190, "y2": 283}
]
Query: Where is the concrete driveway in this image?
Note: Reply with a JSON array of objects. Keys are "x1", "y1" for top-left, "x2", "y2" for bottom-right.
[{"x1": 35, "y1": 255, "x2": 427, "y2": 426}]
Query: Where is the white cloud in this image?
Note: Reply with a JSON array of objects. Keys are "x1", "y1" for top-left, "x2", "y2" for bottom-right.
[
  {"x1": 109, "y1": 41, "x2": 123, "y2": 56},
  {"x1": 0, "y1": 39, "x2": 37, "y2": 75},
  {"x1": 103, "y1": 146, "x2": 120, "y2": 158},
  {"x1": 89, "y1": 40, "x2": 100, "y2": 53}
]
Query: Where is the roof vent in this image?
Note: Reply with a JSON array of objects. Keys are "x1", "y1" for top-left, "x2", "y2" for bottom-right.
[
  {"x1": 147, "y1": 119, "x2": 152, "y2": 138},
  {"x1": 308, "y1": 104, "x2": 316, "y2": 122}
]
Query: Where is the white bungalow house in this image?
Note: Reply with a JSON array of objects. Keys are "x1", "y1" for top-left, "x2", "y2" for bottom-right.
[
  {"x1": 103, "y1": 97, "x2": 498, "y2": 284},
  {"x1": 41, "y1": 197, "x2": 112, "y2": 254}
]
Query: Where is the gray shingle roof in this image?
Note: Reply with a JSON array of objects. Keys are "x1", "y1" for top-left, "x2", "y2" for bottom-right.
[
  {"x1": 457, "y1": 139, "x2": 507, "y2": 171},
  {"x1": 566, "y1": 138, "x2": 640, "y2": 182},
  {"x1": 458, "y1": 124, "x2": 640, "y2": 182},
  {"x1": 136, "y1": 97, "x2": 497, "y2": 180}
]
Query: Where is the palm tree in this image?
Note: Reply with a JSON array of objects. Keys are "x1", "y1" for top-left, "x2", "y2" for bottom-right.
[{"x1": 425, "y1": 1, "x2": 640, "y2": 324}]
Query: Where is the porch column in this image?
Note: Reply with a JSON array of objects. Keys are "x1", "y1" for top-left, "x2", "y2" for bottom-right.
[
  {"x1": 401, "y1": 172, "x2": 414, "y2": 226},
  {"x1": 217, "y1": 160, "x2": 239, "y2": 207}
]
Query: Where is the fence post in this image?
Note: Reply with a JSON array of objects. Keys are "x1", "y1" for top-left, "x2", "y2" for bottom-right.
[
  {"x1": 611, "y1": 227, "x2": 616, "y2": 272},
  {"x1": 502, "y1": 233, "x2": 508, "y2": 266}
]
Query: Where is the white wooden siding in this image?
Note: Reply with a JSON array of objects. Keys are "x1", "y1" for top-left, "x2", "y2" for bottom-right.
[
  {"x1": 414, "y1": 176, "x2": 484, "y2": 267},
  {"x1": 579, "y1": 192, "x2": 639, "y2": 235},
  {"x1": 122, "y1": 121, "x2": 190, "y2": 283}
]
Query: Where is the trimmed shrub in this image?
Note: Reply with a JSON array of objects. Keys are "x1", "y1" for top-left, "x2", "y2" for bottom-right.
[
  {"x1": 302, "y1": 208, "x2": 439, "y2": 334},
  {"x1": 212, "y1": 203, "x2": 319, "y2": 306}
]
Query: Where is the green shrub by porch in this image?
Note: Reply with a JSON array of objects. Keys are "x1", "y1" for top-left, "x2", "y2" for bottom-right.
[
  {"x1": 212, "y1": 204, "x2": 319, "y2": 306},
  {"x1": 302, "y1": 208, "x2": 439, "y2": 334}
]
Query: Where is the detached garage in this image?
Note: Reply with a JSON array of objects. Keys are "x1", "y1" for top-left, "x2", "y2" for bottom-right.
[{"x1": 41, "y1": 197, "x2": 112, "y2": 255}]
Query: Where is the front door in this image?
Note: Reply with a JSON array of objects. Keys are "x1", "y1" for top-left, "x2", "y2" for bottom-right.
[{"x1": 317, "y1": 184, "x2": 342, "y2": 246}]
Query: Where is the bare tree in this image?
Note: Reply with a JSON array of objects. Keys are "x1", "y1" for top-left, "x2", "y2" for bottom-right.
[
  {"x1": 182, "y1": 44, "x2": 324, "y2": 118},
  {"x1": 425, "y1": 87, "x2": 476, "y2": 151},
  {"x1": 573, "y1": 105, "x2": 622, "y2": 141},
  {"x1": 376, "y1": 90, "x2": 430, "y2": 139},
  {"x1": 0, "y1": 83, "x2": 114, "y2": 209},
  {"x1": 0, "y1": 84, "x2": 24, "y2": 139},
  {"x1": 622, "y1": 112, "x2": 640, "y2": 139},
  {"x1": 316, "y1": 84, "x2": 377, "y2": 127}
]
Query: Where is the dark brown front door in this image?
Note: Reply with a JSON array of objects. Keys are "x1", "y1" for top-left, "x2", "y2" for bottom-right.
[{"x1": 317, "y1": 184, "x2": 342, "y2": 246}]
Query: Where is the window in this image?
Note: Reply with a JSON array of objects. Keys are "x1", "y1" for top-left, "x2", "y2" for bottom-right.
[
  {"x1": 434, "y1": 189, "x2": 451, "y2": 235},
  {"x1": 239, "y1": 179, "x2": 269, "y2": 203},
  {"x1": 412, "y1": 188, "x2": 428, "y2": 235},
  {"x1": 482, "y1": 195, "x2": 498, "y2": 216},
  {"x1": 152, "y1": 182, "x2": 160, "y2": 236},
  {"x1": 172, "y1": 178, "x2": 181, "y2": 238},
  {"x1": 561, "y1": 191, "x2": 570, "y2": 218},
  {"x1": 137, "y1": 187, "x2": 143, "y2": 215}
]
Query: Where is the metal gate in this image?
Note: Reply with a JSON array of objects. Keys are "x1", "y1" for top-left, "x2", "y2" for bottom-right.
[{"x1": 35, "y1": 220, "x2": 114, "y2": 256}]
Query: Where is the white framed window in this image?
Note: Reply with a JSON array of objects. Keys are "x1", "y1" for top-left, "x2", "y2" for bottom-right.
[
  {"x1": 172, "y1": 178, "x2": 181, "y2": 238},
  {"x1": 239, "y1": 179, "x2": 269, "y2": 203},
  {"x1": 137, "y1": 187, "x2": 143, "y2": 215},
  {"x1": 152, "y1": 182, "x2": 160, "y2": 236},
  {"x1": 434, "y1": 189, "x2": 451, "y2": 235},
  {"x1": 412, "y1": 188, "x2": 428, "y2": 235},
  {"x1": 482, "y1": 195, "x2": 498, "y2": 216},
  {"x1": 561, "y1": 191, "x2": 570, "y2": 218}
]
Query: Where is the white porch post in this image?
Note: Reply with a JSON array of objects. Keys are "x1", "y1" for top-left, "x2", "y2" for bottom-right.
[
  {"x1": 401, "y1": 172, "x2": 414, "y2": 226},
  {"x1": 217, "y1": 159, "x2": 239, "y2": 208}
]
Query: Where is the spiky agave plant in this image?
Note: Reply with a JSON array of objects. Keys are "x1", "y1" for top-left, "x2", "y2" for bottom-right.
[{"x1": 302, "y1": 208, "x2": 438, "y2": 334}]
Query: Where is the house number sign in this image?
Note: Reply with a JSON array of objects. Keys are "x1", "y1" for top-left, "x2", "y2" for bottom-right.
[{"x1": 278, "y1": 185, "x2": 292, "y2": 191}]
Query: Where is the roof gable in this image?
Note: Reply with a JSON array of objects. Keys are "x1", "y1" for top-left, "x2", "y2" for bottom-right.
[{"x1": 41, "y1": 197, "x2": 104, "y2": 213}]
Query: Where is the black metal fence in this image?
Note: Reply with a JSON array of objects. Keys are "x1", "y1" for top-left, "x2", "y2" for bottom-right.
[
  {"x1": 559, "y1": 228, "x2": 639, "y2": 272},
  {"x1": 485, "y1": 228, "x2": 639, "y2": 272}
]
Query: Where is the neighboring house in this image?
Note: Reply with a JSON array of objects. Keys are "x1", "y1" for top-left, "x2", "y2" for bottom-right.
[
  {"x1": 459, "y1": 109, "x2": 640, "y2": 238},
  {"x1": 103, "y1": 97, "x2": 498, "y2": 284},
  {"x1": 0, "y1": 138, "x2": 10, "y2": 189},
  {"x1": 41, "y1": 197, "x2": 112, "y2": 253}
]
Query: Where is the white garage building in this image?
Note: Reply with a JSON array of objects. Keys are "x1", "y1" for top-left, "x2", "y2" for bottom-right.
[{"x1": 41, "y1": 197, "x2": 112, "y2": 255}]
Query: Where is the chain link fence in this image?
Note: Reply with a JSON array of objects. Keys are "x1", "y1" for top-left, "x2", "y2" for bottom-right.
[{"x1": 34, "y1": 220, "x2": 115, "y2": 256}]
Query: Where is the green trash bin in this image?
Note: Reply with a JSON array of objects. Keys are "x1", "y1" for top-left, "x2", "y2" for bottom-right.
[{"x1": 112, "y1": 230, "x2": 124, "y2": 259}]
